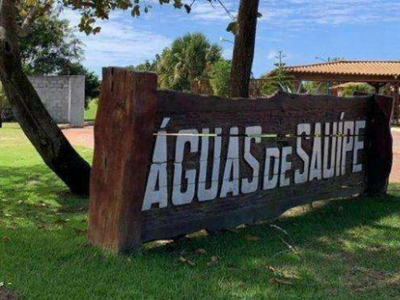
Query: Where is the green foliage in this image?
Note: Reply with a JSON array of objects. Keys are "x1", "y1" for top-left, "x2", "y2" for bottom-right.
[
  {"x1": 20, "y1": 12, "x2": 83, "y2": 75},
  {"x1": 0, "y1": 84, "x2": 13, "y2": 121},
  {"x1": 209, "y1": 59, "x2": 231, "y2": 97},
  {"x1": 126, "y1": 58, "x2": 159, "y2": 73},
  {"x1": 261, "y1": 52, "x2": 294, "y2": 96},
  {"x1": 60, "y1": 0, "x2": 193, "y2": 34},
  {"x1": 127, "y1": 33, "x2": 225, "y2": 94},
  {"x1": 259, "y1": 77, "x2": 280, "y2": 96},
  {"x1": 17, "y1": 6, "x2": 100, "y2": 109},
  {"x1": 1, "y1": 124, "x2": 400, "y2": 298},
  {"x1": 302, "y1": 81, "x2": 326, "y2": 95},
  {"x1": 226, "y1": 21, "x2": 237, "y2": 35},
  {"x1": 157, "y1": 33, "x2": 222, "y2": 91},
  {"x1": 84, "y1": 99, "x2": 98, "y2": 121},
  {"x1": 340, "y1": 83, "x2": 374, "y2": 97},
  {"x1": 226, "y1": 12, "x2": 262, "y2": 35},
  {"x1": 17, "y1": 9, "x2": 100, "y2": 109}
]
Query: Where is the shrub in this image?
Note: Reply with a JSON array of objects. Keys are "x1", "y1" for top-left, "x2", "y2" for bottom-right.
[
  {"x1": 209, "y1": 59, "x2": 231, "y2": 97},
  {"x1": 340, "y1": 83, "x2": 374, "y2": 97}
]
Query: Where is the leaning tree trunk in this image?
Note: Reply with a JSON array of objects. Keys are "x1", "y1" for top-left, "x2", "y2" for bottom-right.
[
  {"x1": 0, "y1": 0, "x2": 91, "y2": 195},
  {"x1": 230, "y1": 0, "x2": 260, "y2": 98}
]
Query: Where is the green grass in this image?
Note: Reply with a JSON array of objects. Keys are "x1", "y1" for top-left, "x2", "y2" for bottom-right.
[
  {"x1": 84, "y1": 100, "x2": 98, "y2": 122},
  {"x1": 1, "y1": 123, "x2": 400, "y2": 299}
]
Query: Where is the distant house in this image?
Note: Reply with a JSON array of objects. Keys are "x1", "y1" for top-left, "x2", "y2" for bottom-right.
[{"x1": 282, "y1": 60, "x2": 400, "y2": 122}]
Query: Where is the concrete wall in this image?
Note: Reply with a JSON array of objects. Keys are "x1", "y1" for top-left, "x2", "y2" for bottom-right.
[{"x1": 28, "y1": 75, "x2": 85, "y2": 127}]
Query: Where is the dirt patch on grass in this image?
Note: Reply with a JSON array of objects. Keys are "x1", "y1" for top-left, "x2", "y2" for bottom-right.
[
  {"x1": 390, "y1": 130, "x2": 400, "y2": 184},
  {"x1": 62, "y1": 126, "x2": 94, "y2": 149},
  {"x1": 0, "y1": 288, "x2": 20, "y2": 300},
  {"x1": 347, "y1": 267, "x2": 400, "y2": 295}
]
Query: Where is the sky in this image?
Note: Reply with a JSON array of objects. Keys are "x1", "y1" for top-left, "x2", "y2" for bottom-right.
[{"x1": 62, "y1": 0, "x2": 400, "y2": 78}]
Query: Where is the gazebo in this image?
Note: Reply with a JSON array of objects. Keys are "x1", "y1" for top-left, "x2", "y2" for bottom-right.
[{"x1": 283, "y1": 60, "x2": 400, "y2": 103}]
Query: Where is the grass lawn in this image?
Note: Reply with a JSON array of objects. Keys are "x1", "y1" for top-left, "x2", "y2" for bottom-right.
[
  {"x1": 84, "y1": 100, "x2": 98, "y2": 122},
  {"x1": 1, "y1": 123, "x2": 400, "y2": 299}
]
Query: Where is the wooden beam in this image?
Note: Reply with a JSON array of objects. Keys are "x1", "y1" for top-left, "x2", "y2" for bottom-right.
[
  {"x1": 393, "y1": 83, "x2": 399, "y2": 124},
  {"x1": 365, "y1": 94, "x2": 394, "y2": 194},
  {"x1": 88, "y1": 68, "x2": 158, "y2": 253}
]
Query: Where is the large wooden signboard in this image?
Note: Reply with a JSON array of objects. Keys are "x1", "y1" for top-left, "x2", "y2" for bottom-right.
[{"x1": 88, "y1": 68, "x2": 394, "y2": 253}]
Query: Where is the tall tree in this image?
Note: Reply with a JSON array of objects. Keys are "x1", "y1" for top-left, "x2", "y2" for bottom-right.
[
  {"x1": 229, "y1": 0, "x2": 260, "y2": 98},
  {"x1": 126, "y1": 58, "x2": 159, "y2": 73},
  {"x1": 0, "y1": 0, "x2": 91, "y2": 195},
  {"x1": 20, "y1": 13, "x2": 83, "y2": 75},
  {"x1": 261, "y1": 51, "x2": 295, "y2": 96},
  {"x1": 157, "y1": 33, "x2": 222, "y2": 91},
  {"x1": 209, "y1": 59, "x2": 231, "y2": 97}
]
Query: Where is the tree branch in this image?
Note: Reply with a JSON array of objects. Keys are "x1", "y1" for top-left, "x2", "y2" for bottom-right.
[
  {"x1": 18, "y1": 0, "x2": 53, "y2": 38},
  {"x1": 0, "y1": 0, "x2": 18, "y2": 51}
]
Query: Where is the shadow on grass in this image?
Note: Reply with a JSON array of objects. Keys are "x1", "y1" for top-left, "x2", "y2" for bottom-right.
[
  {"x1": 1, "y1": 163, "x2": 399, "y2": 242},
  {"x1": 0, "y1": 164, "x2": 88, "y2": 227},
  {"x1": 1, "y1": 161, "x2": 400, "y2": 298},
  {"x1": 142, "y1": 190, "x2": 400, "y2": 297}
]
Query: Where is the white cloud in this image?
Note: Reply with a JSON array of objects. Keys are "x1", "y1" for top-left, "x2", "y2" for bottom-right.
[
  {"x1": 266, "y1": 50, "x2": 278, "y2": 60},
  {"x1": 61, "y1": 9, "x2": 172, "y2": 75},
  {"x1": 259, "y1": 0, "x2": 400, "y2": 27},
  {"x1": 59, "y1": 0, "x2": 400, "y2": 77},
  {"x1": 190, "y1": 1, "x2": 236, "y2": 22}
]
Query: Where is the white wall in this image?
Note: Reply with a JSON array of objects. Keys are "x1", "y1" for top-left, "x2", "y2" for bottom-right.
[{"x1": 29, "y1": 75, "x2": 85, "y2": 127}]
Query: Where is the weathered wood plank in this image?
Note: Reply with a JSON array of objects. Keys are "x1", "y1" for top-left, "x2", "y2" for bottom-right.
[
  {"x1": 89, "y1": 68, "x2": 394, "y2": 253},
  {"x1": 365, "y1": 94, "x2": 394, "y2": 194},
  {"x1": 141, "y1": 174, "x2": 364, "y2": 241},
  {"x1": 88, "y1": 68, "x2": 157, "y2": 253}
]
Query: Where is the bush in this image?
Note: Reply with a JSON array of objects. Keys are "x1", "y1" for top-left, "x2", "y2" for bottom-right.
[
  {"x1": 340, "y1": 83, "x2": 374, "y2": 97},
  {"x1": 260, "y1": 68, "x2": 294, "y2": 96},
  {"x1": 260, "y1": 80, "x2": 280, "y2": 96},
  {"x1": 209, "y1": 59, "x2": 231, "y2": 97}
]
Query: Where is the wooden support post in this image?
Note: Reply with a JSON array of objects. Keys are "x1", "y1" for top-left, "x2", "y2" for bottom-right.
[
  {"x1": 374, "y1": 85, "x2": 380, "y2": 94},
  {"x1": 88, "y1": 68, "x2": 158, "y2": 253},
  {"x1": 393, "y1": 83, "x2": 399, "y2": 124},
  {"x1": 365, "y1": 94, "x2": 394, "y2": 195}
]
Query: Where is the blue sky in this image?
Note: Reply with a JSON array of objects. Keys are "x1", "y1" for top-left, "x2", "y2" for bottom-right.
[{"x1": 63, "y1": 0, "x2": 400, "y2": 77}]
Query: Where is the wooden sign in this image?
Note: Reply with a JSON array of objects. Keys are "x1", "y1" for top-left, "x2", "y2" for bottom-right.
[{"x1": 88, "y1": 68, "x2": 394, "y2": 253}]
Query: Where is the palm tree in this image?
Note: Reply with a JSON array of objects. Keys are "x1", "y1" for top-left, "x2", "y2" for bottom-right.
[{"x1": 157, "y1": 33, "x2": 222, "y2": 91}]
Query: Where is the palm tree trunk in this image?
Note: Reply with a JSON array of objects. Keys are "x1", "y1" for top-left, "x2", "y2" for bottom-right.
[
  {"x1": 230, "y1": 0, "x2": 260, "y2": 98},
  {"x1": 0, "y1": 0, "x2": 91, "y2": 195}
]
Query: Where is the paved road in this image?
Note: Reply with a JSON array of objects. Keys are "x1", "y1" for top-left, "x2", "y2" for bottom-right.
[
  {"x1": 63, "y1": 126, "x2": 94, "y2": 149},
  {"x1": 63, "y1": 126, "x2": 400, "y2": 183},
  {"x1": 391, "y1": 129, "x2": 400, "y2": 183}
]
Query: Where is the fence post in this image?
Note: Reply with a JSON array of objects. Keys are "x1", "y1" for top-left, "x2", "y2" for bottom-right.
[
  {"x1": 88, "y1": 68, "x2": 158, "y2": 253},
  {"x1": 365, "y1": 94, "x2": 394, "y2": 195}
]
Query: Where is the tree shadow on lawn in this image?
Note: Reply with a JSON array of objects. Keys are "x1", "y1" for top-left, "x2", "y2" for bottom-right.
[
  {"x1": 0, "y1": 164, "x2": 89, "y2": 217},
  {"x1": 145, "y1": 190, "x2": 400, "y2": 297},
  {"x1": 1, "y1": 162, "x2": 400, "y2": 298}
]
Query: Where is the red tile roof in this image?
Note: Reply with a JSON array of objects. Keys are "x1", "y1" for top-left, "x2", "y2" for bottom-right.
[{"x1": 284, "y1": 61, "x2": 400, "y2": 78}]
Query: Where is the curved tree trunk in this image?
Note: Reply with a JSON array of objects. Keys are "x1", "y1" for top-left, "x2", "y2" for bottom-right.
[
  {"x1": 230, "y1": 0, "x2": 260, "y2": 98},
  {"x1": 0, "y1": 0, "x2": 91, "y2": 195}
]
